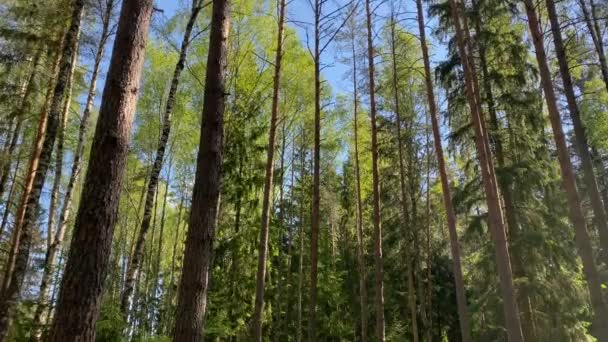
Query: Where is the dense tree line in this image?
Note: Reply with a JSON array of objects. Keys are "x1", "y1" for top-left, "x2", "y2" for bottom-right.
[{"x1": 0, "y1": 0, "x2": 607, "y2": 340}]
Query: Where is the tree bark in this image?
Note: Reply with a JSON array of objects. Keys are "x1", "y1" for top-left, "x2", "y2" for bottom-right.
[
  {"x1": 252, "y1": 0, "x2": 286, "y2": 337},
  {"x1": 173, "y1": 0, "x2": 230, "y2": 339},
  {"x1": 523, "y1": 1, "x2": 608, "y2": 340},
  {"x1": 364, "y1": 0, "x2": 385, "y2": 339},
  {"x1": 446, "y1": 0, "x2": 524, "y2": 340},
  {"x1": 546, "y1": 0, "x2": 608, "y2": 265},
  {"x1": 48, "y1": 0, "x2": 154, "y2": 340},
  {"x1": 121, "y1": 0, "x2": 202, "y2": 320},
  {"x1": 31, "y1": 3, "x2": 115, "y2": 333},
  {"x1": 0, "y1": 1, "x2": 84, "y2": 337},
  {"x1": 30, "y1": 26, "x2": 81, "y2": 341}
]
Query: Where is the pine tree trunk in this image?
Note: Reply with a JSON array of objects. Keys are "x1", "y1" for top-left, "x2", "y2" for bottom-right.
[
  {"x1": 0, "y1": 50, "x2": 41, "y2": 203},
  {"x1": 252, "y1": 0, "x2": 286, "y2": 337},
  {"x1": 0, "y1": 46, "x2": 61, "y2": 295},
  {"x1": 546, "y1": 0, "x2": 608, "y2": 265},
  {"x1": 350, "y1": 18, "x2": 368, "y2": 342},
  {"x1": 523, "y1": 1, "x2": 608, "y2": 340},
  {"x1": 48, "y1": 0, "x2": 154, "y2": 339},
  {"x1": 389, "y1": 14, "x2": 418, "y2": 342},
  {"x1": 578, "y1": 0, "x2": 608, "y2": 93},
  {"x1": 364, "y1": 0, "x2": 385, "y2": 338},
  {"x1": 309, "y1": 0, "x2": 321, "y2": 338},
  {"x1": 153, "y1": 162, "x2": 170, "y2": 334},
  {"x1": 297, "y1": 129, "x2": 306, "y2": 342},
  {"x1": 0, "y1": 2, "x2": 84, "y2": 336},
  {"x1": 0, "y1": 149, "x2": 23, "y2": 240},
  {"x1": 447, "y1": 0, "x2": 524, "y2": 340},
  {"x1": 30, "y1": 29, "x2": 80, "y2": 341},
  {"x1": 121, "y1": 0, "x2": 202, "y2": 320},
  {"x1": 31, "y1": 3, "x2": 115, "y2": 332},
  {"x1": 173, "y1": 0, "x2": 230, "y2": 338}
]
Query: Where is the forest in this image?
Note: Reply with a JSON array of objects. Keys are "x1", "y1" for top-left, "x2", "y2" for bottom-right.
[{"x1": 0, "y1": 0, "x2": 607, "y2": 340}]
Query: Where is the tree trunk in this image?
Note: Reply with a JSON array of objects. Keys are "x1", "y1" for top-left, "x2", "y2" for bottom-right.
[
  {"x1": 30, "y1": 27, "x2": 80, "y2": 341},
  {"x1": 173, "y1": 0, "x2": 230, "y2": 338},
  {"x1": 0, "y1": 1, "x2": 84, "y2": 337},
  {"x1": 0, "y1": 148, "x2": 24, "y2": 240},
  {"x1": 578, "y1": 0, "x2": 608, "y2": 93},
  {"x1": 153, "y1": 161, "x2": 170, "y2": 334},
  {"x1": 48, "y1": 0, "x2": 154, "y2": 339},
  {"x1": 524, "y1": 1, "x2": 608, "y2": 340},
  {"x1": 447, "y1": 0, "x2": 524, "y2": 340},
  {"x1": 0, "y1": 46, "x2": 61, "y2": 294},
  {"x1": 121, "y1": 0, "x2": 202, "y2": 320},
  {"x1": 0, "y1": 50, "x2": 41, "y2": 203},
  {"x1": 364, "y1": 0, "x2": 385, "y2": 338},
  {"x1": 297, "y1": 129, "x2": 306, "y2": 342},
  {"x1": 32, "y1": 2, "x2": 115, "y2": 333},
  {"x1": 546, "y1": 0, "x2": 608, "y2": 266},
  {"x1": 309, "y1": 0, "x2": 321, "y2": 337},
  {"x1": 389, "y1": 14, "x2": 418, "y2": 342},
  {"x1": 350, "y1": 16, "x2": 368, "y2": 342},
  {"x1": 252, "y1": 0, "x2": 286, "y2": 337}
]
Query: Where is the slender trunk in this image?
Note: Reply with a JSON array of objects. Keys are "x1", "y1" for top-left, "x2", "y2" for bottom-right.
[
  {"x1": 48, "y1": 0, "x2": 154, "y2": 339},
  {"x1": 252, "y1": 0, "x2": 286, "y2": 337},
  {"x1": 425, "y1": 115, "x2": 432, "y2": 342},
  {"x1": 273, "y1": 119, "x2": 287, "y2": 341},
  {"x1": 389, "y1": 14, "x2": 418, "y2": 342},
  {"x1": 447, "y1": 0, "x2": 523, "y2": 340},
  {"x1": 523, "y1": 1, "x2": 608, "y2": 340},
  {"x1": 0, "y1": 2, "x2": 84, "y2": 337},
  {"x1": 350, "y1": 18, "x2": 368, "y2": 342},
  {"x1": 546, "y1": 0, "x2": 608, "y2": 265},
  {"x1": 297, "y1": 129, "x2": 306, "y2": 342},
  {"x1": 121, "y1": 0, "x2": 202, "y2": 320},
  {"x1": 364, "y1": 0, "x2": 385, "y2": 338},
  {"x1": 173, "y1": 0, "x2": 230, "y2": 338},
  {"x1": 0, "y1": 51, "x2": 41, "y2": 202},
  {"x1": 0, "y1": 149, "x2": 23, "y2": 240},
  {"x1": 309, "y1": 0, "x2": 321, "y2": 337},
  {"x1": 471, "y1": 7, "x2": 536, "y2": 338},
  {"x1": 153, "y1": 162, "x2": 170, "y2": 334},
  {"x1": 0, "y1": 46, "x2": 61, "y2": 294},
  {"x1": 578, "y1": 0, "x2": 608, "y2": 92},
  {"x1": 30, "y1": 30, "x2": 80, "y2": 342}
]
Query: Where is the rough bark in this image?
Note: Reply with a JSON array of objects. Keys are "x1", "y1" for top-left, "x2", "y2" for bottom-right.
[
  {"x1": 172, "y1": 0, "x2": 230, "y2": 339},
  {"x1": 252, "y1": 0, "x2": 286, "y2": 337},
  {"x1": 0, "y1": 1, "x2": 84, "y2": 337},
  {"x1": 121, "y1": 0, "x2": 202, "y2": 319},
  {"x1": 48, "y1": 0, "x2": 154, "y2": 340},
  {"x1": 523, "y1": 1, "x2": 608, "y2": 340},
  {"x1": 546, "y1": 0, "x2": 608, "y2": 265},
  {"x1": 447, "y1": 0, "x2": 524, "y2": 340},
  {"x1": 350, "y1": 16, "x2": 368, "y2": 342},
  {"x1": 31, "y1": 4, "x2": 115, "y2": 333},
  {"x1": 364, "y1": 0, "x2": 385, "y2": 338},
  {"x1": 30, "y1": 27, "x2": 80, "y2": 341}
]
